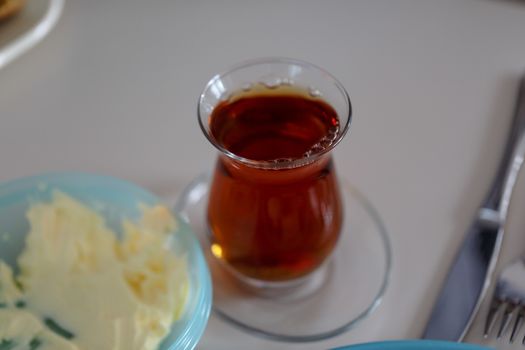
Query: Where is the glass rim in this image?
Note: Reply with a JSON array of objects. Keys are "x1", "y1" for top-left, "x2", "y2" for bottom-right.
[{"x1": 198, "y1": 57, "x2": 352, "y2": 169}]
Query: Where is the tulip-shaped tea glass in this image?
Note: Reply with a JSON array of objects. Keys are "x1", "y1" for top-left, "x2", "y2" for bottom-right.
[
  {"x1": 183, "y1": 58, "x2": 391, "y2": 342},
  {"x1": 198, "y1": 58, "x2": 351, "y2": 292}
]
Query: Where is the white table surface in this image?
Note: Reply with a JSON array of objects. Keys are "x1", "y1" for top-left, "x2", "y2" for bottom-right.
[{"x1": 1, "y1": 0, "x2": 525, "y2": 349}]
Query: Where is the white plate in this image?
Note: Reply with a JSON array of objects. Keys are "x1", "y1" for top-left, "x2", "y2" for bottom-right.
[{"x1": 0, "y1": 0, "x2": 64, "y2": 69}]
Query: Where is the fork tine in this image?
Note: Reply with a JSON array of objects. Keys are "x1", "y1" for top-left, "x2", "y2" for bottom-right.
[
  {"x1": 497, "y1": 301, "x2": 519, "y2": 339},
  {"x1": 485, "y1": 298, "x2": 504, "y2": 337},
  {"x1": 482, "y1": 258, "x2": 525, "y2": 344},
  {"x1": 496, "y1": 300, "x2": 512, "y2": 338},
  {"x1": 511, "y1": 306, "x2": 524, "y2": 343}
]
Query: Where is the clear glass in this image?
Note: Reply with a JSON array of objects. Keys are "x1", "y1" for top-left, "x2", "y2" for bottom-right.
[
  {"x1": 198, "y1": 58, "x2": 352, "y2": 291},
  {"x1": 174, "y1": 174, "x2": 391, "y2": 342}
]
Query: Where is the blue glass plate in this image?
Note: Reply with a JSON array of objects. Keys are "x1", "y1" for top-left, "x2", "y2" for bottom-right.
[
  {"x1": 333, "y1": 340, "x2": 492, "y2": 350},
  {"x1": 0, "y1": 172, "x2": 212, "y2": 350}
]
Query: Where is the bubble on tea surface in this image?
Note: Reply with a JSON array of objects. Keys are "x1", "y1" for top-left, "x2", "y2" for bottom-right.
[
  {"x1": 327, "y1": 128, "x2": 339, "y2": 141},
  {"x1": 310, "y1": 144, "x2": 324, "y2": 153},
  {"x1": 302, "y1": 125, "x2": 340, "y2": 158},
  {"x1": 261, "y1": 77, "x2": 282, "y2": 89},
  {"x1": 269, "y1": 157, "x2": 295, "y2": 164},
  {"x1": 281, "y1": 78, "x2": 294, "y2": 86},
  {"x1": 308, "y1": 87, "x2": 322, "y2": 98},
  {"x1": 320, "y1": 138, "x2": 333, "y2": 148}
]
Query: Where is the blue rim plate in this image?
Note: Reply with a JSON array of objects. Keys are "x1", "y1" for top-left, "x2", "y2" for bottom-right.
[
  {"x1": 0, "y1": 172, "x2": 212, "y2": 350},
  {"x1": 332, "y1": 340, "x2": 493, "y2": 350}
]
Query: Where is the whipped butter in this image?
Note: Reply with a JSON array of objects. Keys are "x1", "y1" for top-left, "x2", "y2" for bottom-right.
[{"x1": 0, "y1": 192, "x2": 189, "y2": 350}]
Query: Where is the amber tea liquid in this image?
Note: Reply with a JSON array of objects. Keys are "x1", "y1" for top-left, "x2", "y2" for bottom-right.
[{"x1": 207, "y1": 86, "x2": 343, "y2": 282}]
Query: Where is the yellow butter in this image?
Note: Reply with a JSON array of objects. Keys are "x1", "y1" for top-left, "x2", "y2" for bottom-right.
[{"x1": 0, "y1": 192, "x2": 189, "y2": 350}]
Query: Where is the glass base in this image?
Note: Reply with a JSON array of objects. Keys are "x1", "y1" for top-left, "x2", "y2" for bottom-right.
[
  {"x1": 211, "y1": 247, "x2": 332, "y2": 301},
  {"x1": 174, "y1": 174, "x2": 392, "y2": 343}
]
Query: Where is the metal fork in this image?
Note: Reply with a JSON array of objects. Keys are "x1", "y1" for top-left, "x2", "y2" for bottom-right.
[
  {"x1": 484, "y1": 257, "x2": 525, "y2": 344},
  {"x1": 479, "y1": 75, "x2": 525, "y2": 346}
]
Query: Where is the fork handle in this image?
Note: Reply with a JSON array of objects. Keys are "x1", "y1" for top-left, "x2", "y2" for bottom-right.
[{"x1": 483, "y1": 75, "x2": 525, "y2": 218}]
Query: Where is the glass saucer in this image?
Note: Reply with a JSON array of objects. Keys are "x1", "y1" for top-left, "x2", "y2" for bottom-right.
[{"x1": 174, "y1": 174, "x2": 392, "y2": 342}]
